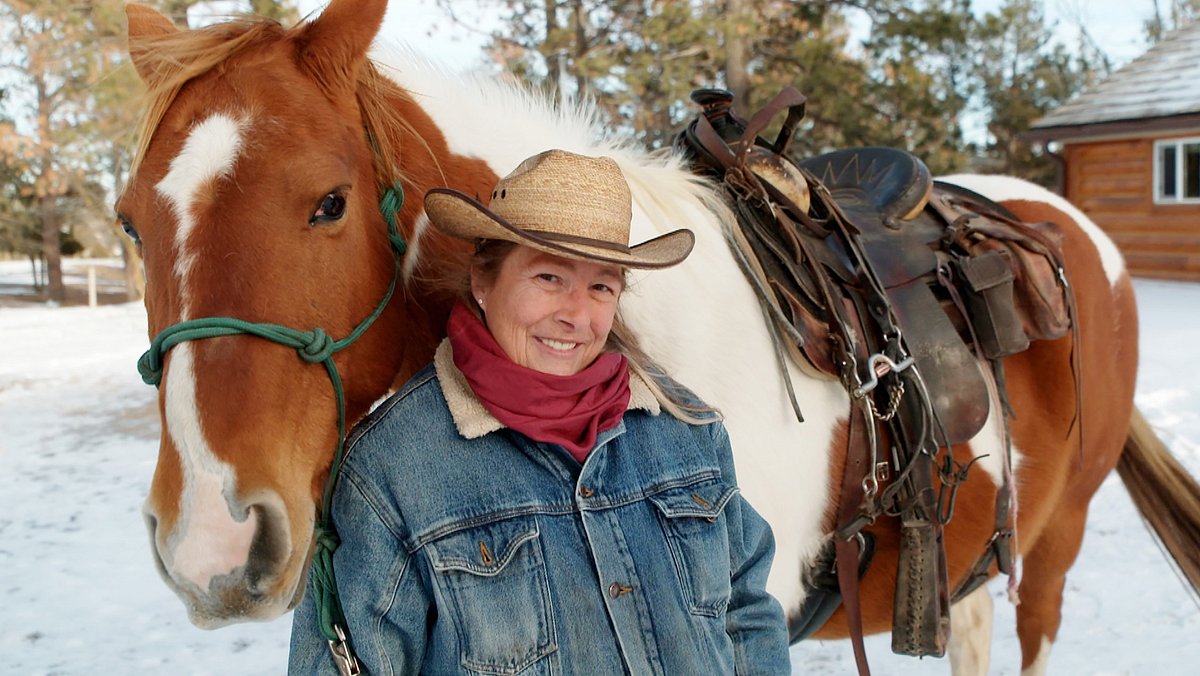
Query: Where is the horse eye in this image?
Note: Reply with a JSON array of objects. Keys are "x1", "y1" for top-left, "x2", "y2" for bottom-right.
[
  {"x1": 311, "y1": 192, "x2": 347, "y2": 224},
  {"x1": 118, "y1": 215, "x2": 140, "y2": 245}
]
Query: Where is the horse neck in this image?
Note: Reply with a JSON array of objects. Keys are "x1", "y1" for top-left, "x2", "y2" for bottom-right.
[{"x1": 363, "y1": 69, "x2": 498, "y2": 388}]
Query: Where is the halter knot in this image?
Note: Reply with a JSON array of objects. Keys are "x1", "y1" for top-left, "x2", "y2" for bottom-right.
[
  {"x1": 138, "y1": 350, "x2": 164, "y2": 386},
  {"x1": 300, "y1": 328, "x2": 336, "y2": 363}
]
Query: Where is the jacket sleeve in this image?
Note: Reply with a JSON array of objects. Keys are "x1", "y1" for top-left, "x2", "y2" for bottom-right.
[
  {"x1": 288, "y1": 466, "x2": 431, "y2": 675},
  {"x1": 711, "y1": 422, "x2": 792, "y2": 675}
]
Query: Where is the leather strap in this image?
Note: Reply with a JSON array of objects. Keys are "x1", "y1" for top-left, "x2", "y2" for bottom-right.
[{"x1": 836, "y1": 402, "x2": 874, "y2": 676}]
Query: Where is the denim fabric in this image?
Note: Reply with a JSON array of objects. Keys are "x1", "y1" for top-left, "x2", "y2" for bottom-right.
[{"x1": 289, "y1": 362, "x2": 790, "y2": 675}]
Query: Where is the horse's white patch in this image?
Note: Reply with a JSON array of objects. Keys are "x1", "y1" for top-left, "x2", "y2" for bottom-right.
[
  {"x1": 155, "y1": 113, "x2": 245, "y2": 298},
  {"x1": 160, "y1": 344, "x2": 259, "y2": 591},
  {"x1": 940, "y1": 174, "x2": 1125, "y2": 287},
  {"x1": 949, "y1": 584, "x2": 994, "y2": 676},
  {"x1": 1021, "y1": 635, "x2": 1053, "y2": 676},
  {"x1": 377, "y1": 52, "x2": 621, "y2": 178},
  {"x1": 969, "y1": 365, "x2": 1025, "y2": 488}
]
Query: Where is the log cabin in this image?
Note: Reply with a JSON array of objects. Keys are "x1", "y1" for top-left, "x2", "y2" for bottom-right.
[{"x1": 1026, "y1": 21, "x2": 1200, "y2": 281}]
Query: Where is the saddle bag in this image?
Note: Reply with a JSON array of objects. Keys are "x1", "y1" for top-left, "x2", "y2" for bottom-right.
[
  {"x1": 934, "y1": 192, "x2": 1073, "y2": 347},
  {"x1": 954, "y1": 250, "x2": 1028, "y2": 359},
  {"x1": 967, "y1": 222, "x2": 1071, "y2": 343}
]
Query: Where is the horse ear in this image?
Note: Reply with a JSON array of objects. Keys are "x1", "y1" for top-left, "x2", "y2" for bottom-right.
[
  {"x1": 296, "y1": 0, "x2": 388, "y2": 91},
  {"x1": 126, "y1": 3, "x2": 180, "y2": 85}
]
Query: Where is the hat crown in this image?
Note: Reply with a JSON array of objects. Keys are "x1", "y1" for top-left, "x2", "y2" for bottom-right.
[{"x1": 488, "y1": 150, "x2": 633, "y2": 249}]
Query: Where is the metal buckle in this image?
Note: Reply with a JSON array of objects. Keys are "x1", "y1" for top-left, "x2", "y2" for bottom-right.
[
  {"x1": 328, "y1": 624, "x2": 362, "y2": 676},
  {"x1": 852, "y1": 352, "x2": 914, "y2": 398}
]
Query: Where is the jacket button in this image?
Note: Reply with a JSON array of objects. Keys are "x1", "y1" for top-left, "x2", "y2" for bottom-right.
[
  {"x1": 608, "y1": 582, "x2": 633, "y2": 598},
  {"x1": 578, "y1": 486, "x2": 595, "y2": 498}
]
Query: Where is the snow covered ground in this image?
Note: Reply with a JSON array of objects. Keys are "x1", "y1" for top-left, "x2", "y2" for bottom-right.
[{"x1": 1, "y1": 260, "x2": 1198, "y2": 675}]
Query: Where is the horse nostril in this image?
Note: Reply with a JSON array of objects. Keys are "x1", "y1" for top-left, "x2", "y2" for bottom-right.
[{"x1": 243, "y1": 500, "x2": 291, "y2": 592}]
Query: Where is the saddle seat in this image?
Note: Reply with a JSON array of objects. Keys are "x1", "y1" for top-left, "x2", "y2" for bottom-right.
[{"x1": 800, "y1": 146, "x2": 933, "y2": 227}]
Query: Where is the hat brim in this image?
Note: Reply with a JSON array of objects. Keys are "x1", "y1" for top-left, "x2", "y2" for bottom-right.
[{"x1": 424, "y1": 188, "x2": 695, "y2": 269}]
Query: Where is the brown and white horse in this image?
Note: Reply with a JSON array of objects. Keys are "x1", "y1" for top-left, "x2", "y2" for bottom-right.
[{"x1": 117, "y1": 1, "x2": 1200, "y2": 673}]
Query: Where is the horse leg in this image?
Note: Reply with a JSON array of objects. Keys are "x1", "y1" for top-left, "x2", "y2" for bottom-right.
[
  {"x1": 1012, "y1": 501, "x2": 1090, "y2": 676},
  {"x1": 948, "y1": 584, "x2": 993, "y2": 676}
]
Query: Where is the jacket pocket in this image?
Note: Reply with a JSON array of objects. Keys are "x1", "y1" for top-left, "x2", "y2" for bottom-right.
[
  {"x1": 648, "y1": 481, "x2": 738, "y2": 617},
  {"x1": 426, "y1": 517, "x2": 558, "y2": 675}
]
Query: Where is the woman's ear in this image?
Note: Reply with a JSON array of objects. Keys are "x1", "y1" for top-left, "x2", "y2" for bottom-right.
[{"x1": 469, "y1": 266, "x2": 487, "y2": 310}]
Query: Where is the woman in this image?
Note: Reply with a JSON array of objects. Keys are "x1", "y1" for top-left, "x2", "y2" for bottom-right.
[{"x1": 289, "y1": 150, "x2": 790, "y2": 674}]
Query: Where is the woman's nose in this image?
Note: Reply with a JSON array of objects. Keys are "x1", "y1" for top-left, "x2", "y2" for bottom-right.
[{"x1": 555, "y1": 287, "x2": 589, "y2": 326}]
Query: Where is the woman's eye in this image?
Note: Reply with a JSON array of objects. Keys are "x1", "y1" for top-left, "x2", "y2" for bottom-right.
[
  {"x1": 536, "y1": 273, "x2": 559, "y2": 284},
  {"x1": 311, "y1": 192, "x2": 347, "y2": 224}
]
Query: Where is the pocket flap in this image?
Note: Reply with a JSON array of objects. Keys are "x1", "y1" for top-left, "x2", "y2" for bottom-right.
[
  {"x1": 961, "y1": 250, "x2": 1014, "y2": 292},
  {"x1": 427, "y1": 520, "x2": 540, "y2": 576},
  {"x1": 648, "y1": 481, "x2": 738, "y2": 521}
]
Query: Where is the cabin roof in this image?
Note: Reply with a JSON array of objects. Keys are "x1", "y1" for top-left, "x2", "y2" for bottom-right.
[{"x1": 1031, "y1": 21, "x2": 1200, "y2": 130}]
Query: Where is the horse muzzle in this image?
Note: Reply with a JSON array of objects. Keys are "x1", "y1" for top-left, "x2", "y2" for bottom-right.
[{"x1": 143, "y1": 493, "x2": 307, "y2": 627}]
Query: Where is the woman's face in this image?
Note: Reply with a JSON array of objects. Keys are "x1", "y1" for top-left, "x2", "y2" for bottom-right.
[{"x1": 473, "y1": 245, "x2": 623, "y2": 376}]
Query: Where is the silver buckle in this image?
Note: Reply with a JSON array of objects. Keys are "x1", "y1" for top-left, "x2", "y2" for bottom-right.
[
  {"x1": 328, "y1": 624, "x2": 362, "y2": 676},
  {"x1": 852, "y1": 352, "x2": 914, "y2": 398}
]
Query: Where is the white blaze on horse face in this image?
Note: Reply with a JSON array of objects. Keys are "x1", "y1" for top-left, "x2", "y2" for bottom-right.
[
  {"x1": 940, "y1": 174, "x2": 1126, "y2": 287},
  {"x1": 155, "y1": 113, "x2": 246, "y2": 303},
  {"x1": 160, "y1": 344, "x2": 259, "y2": 592},
  {"x1": 150, "y1": 113, "x2": 261, "y2": 593}
]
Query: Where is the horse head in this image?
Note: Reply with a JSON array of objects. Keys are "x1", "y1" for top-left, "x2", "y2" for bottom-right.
[{"x1": 117, "y1": 0, "x2": 490, "y2": 627}]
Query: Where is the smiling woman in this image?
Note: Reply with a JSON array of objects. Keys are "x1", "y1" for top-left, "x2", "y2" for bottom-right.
[{"x1": 286, "y1": 149, "x2": 795, "y2": 674}]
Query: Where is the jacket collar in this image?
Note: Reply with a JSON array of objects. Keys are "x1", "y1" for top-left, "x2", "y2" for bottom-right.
[{"x1": 434, "y1": 339, "x2": 660, "y2": 440}]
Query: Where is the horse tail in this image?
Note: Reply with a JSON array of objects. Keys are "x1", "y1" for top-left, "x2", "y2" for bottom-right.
[{"x1": 1117, "y1": 407, "x2": 1200, "y2": 598}]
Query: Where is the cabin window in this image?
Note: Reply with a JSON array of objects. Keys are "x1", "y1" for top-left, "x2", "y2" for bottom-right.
[{"x1": 1154, "y1": 137, "x2": 1200, "y2": 204}]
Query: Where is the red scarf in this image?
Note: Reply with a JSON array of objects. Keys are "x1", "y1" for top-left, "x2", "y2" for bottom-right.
[{"x1": 447, "y1": 302, "x2": 630, "y2": 462}]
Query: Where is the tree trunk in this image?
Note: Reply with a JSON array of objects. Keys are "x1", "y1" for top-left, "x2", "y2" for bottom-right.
[
  {"x1": 34, "y1": 63, "x2": 64, "y2": 302},
  {"x1": 571, "y1": 0, "x2": 587, "y2": 99},
  {"x1": 29, "y1": 255, "x2": 40, "y2": 291},
  {"x1": 40, "y1": 192, "x2": 64, "y2": 302},
  {"x1": 724, "y1": 0, "x2": 752, "y2": 114}
]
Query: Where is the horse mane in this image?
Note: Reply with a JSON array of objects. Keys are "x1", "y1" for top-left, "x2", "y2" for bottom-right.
[{"x1": 369, "y1": 50, "x2": 730, "y2": 247}]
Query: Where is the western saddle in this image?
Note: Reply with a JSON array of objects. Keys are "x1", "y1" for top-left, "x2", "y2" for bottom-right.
[{"x1": 675, "y1": 87, "x2": 1078, "y2": 674}]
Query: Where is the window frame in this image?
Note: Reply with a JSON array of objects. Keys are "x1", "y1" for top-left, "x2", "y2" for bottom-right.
[{"x1": 1153, "y1": 136, "x2": 1200, "y2": 205}]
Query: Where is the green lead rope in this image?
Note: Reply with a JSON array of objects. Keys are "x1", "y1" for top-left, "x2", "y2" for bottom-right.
[{"x1": 137, "y1": 182, "x2": 407, "y2": 651}]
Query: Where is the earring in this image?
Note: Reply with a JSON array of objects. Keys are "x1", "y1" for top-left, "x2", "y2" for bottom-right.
[{"x1": 476, "y1": 297, "x2": 485, "y2": 309}]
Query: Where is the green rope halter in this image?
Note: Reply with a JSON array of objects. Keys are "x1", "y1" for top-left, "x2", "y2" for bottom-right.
[{"x1": 138, "y1": 182, "x2": 407, "y2": 650}]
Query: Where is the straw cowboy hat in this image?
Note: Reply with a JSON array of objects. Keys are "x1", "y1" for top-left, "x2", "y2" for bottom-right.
[{"x1": 424, "y1": 150, "x2": 695, "y2": 268}]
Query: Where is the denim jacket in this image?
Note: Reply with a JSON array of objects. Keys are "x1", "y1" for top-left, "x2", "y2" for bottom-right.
[{"x1": 289, "y1": 341, "x2": 790, "y2": 675}]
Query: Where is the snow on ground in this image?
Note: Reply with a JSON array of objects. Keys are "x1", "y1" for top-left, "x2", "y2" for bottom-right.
[{"x1": 1, "y1": 260, "x2": 1198, "y2": 675}]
